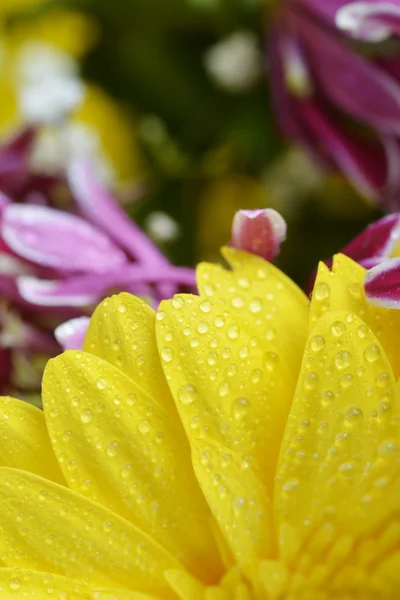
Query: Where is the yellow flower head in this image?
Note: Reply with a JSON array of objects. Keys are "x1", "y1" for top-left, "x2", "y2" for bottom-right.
[{"x1": 1, "y1": 248, "x2": 400, "y2": 599}]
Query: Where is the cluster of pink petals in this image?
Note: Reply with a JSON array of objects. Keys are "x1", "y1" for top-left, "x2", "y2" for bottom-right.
[
  {"x1": 0, "y1": 128, "x2": 195, "y2": 392},
  {"x1": 271, "y1": 0, "x2": 400, "y2": 207}
]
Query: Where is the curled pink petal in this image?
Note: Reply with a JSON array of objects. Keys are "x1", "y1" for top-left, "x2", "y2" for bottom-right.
[
  {"x1": 342, "y1": 213, "x2": 400, "y2": 263},
  {"x1": 55, "y1": 316, "x2": 90, "y2": 350},
  {"x1": 231, "y1": 209, "x2": 287, "y2": 262},
  {"x1": 365, "y1": 257, "x2": 400, "y2": 308},
  {"x1": 336, "y1": 1, "x2": 400, "y2": 41},
  {"x1": 17, "y1": 265, "x2": 196, "y2": 307},
  {"x1": 68, "y1": 160, "x2": 169, "y2": 266},
  {"x1": 2, "y1": 204, "x2": 128, "y2": 273}
]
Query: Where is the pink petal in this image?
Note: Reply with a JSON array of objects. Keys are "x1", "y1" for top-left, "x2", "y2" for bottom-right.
[
  {"x1": 296, "y1": 101, "x2": 398, "y2": 201},
  {"x1": 342, "y1": 213, "x2": 400, "y2": 263},
  {"x1": 231, "y1": 209, "x2": 287, "y2": 262},
  {"x1": 2, "y1": 204, "x2": 128, "y2": 273},
  {"x1": 336, "y1": 1, "x2": 400, "y2": 41},
  {"x1": 18, "y1": 265, "x2": 196, "y2": 307},
  {"x1": 68, "y1": 160, "x2": 169, "y2": 266},
  {"x1": 55, "y1": 316, "x2": 90, "y2": 350},
  {"x1": 291, "y1": 8, "x2": 400, "y2": 134},
  {"x1": 0, "y1": 127, "x2": 36, "y2": 195},
  {"x1": 364, "y1": 257, "x2": 400, "y2": 308}
]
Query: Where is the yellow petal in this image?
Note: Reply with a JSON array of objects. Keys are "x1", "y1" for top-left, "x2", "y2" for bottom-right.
[
  {"x1": 275, "y1": 311, "x2": 400, "y2": 595},
  {"x1": 0, "y1": 468, "x2": 178, "y2": 596},
  {"x1": 0, "y1": 396, "x2": 63, "y2": 484},
  {"x1": 156, "y1": 290, "x2": 303, "y2": 572},
  {"x1": 94, "y1": 592, "x2": 161, "y2": 600},
  {"x1": 197, "y1": 247, "x2": 309, "y2": 368},
  {"x1": 42, "y1": 351, "x2": 222, "y2": 583},
  {"x1": 310, "y1": 254, "x2": 400, "y2": 377},
  {"x1": 84, "y1": 293, "x2": 177, "y2": 420},
  {"x1": 0, "y1": 568, "x2": 90, "y2": 599}
]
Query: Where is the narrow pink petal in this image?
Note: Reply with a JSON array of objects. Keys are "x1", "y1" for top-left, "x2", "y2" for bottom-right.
[
  {"x1": 297, "y1": 101, "x2": 394, "y2": 201},
  {"x1": 2, "y1": 204, "x2": 128, "y2": 273},
  {"x1": 68, "y1": 160, "x2": 169, "y2": 266},
  {"x1": 231, "y1": 209, "x2": 287, "y2": 262},
  {"x1": 18, "y1": 265, "x2": 196, "y2": 307},
  {"x1": 55, "y1": 316, "x2": 90, "y2": 350},
  {"x1": 342, "y1": 213, "x2": 400, "y2": 262},
  {"x1": 365, "y1": 257, "x2": 400, "y2": 308}
]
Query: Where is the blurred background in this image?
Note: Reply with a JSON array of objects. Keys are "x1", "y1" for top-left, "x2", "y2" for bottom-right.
[{"x1": 0, "y1": 0, "x2": 382, "y2": 287}]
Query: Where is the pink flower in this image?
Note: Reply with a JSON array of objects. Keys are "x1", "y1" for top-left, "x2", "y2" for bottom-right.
[
  {"x1": 270, "y1": 0, "x2": 400, "y2": 207},
  {"x1": 0, "y1": 127, "x2": 195, "y2": 395}
]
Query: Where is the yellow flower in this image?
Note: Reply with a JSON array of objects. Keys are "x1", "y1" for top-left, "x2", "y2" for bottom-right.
[{"x1": 1, "y1": 248, "x2": 400, "y2": 598}]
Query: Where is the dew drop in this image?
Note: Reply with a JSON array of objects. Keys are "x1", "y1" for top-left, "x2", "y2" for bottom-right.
[
  {"x1": 364, "y1": 344, "x2": 381, "y2": 363},
  {"x1": 232, "y1": 397, "x2": 250, "y2": 421},
  {"x1": 218, "y1": 381, "x2": 230, "y2": 397},
  {"x1": 340, "y1": 374, "x2": 354, "y2": 389},
  {"x1": 197, "y1": 322, "x2": 209, "y2": 335},
  {"x1": 178, "y1": 384, "x2": 198, "y2": 405},
  {"x1": 80, "y1": 408, "x2": 93, "y2": 423},
  {"x1": 118, "y1": 303, "x2": 127, "y2": 314},
  {"x1": 344, "y1": 406, "x2": 363, "y2": 423},
  {"x1": 200, "y1": 300, "x2": 212, "y2": 313},
  {"x1": 265, "y1": 352, "x2": 279, "y2": 372},
  {"x1": 331, "y1": 320, "x2": 346, "y2": 337},
  {"x1": 249, "y1": 298, "x2": 263, "y2": 314},
  {"x1": 97, "y1": 378, "x2": 108, "y2": 390},
  {"x1": 161, "y1": 348, "x2": 174, "y2": 362},
  {"x1": 138, "y1": 420, "x2": 151, "y2": 434},
  {"x1": 304, "y1": 372, "x2": 319, "y2": 390},
  {"x1": 214, "y1": 317, "x2": 225, "y2": 328},
  {"x1": 314, "y1": 282, "x2": 330, "y2": 301},
  {"x1": 310, "y1": 335, "x2": 325, "y2": 353},
  {"x1": 227, "y1": 325, "x2": 239, "y2": 340},
  {"x1": 172, "y1": 297, "x2": 185, "y2": 309},
  {"x1": 334, "y1": 351, "x2": 352, "y2": 370},
  {"x1": 106, "y1": 440, "x2": 120, "y2": 457}
]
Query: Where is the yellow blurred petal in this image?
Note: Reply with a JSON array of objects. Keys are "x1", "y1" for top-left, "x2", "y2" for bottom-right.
[
  {"x1": 0, "y1": 396, "x2": 63, "y2": 484},
  {"x1": 5, "y1": 10, "x2": 98, "y2": 58},
  {"x1": 75, "y1": 85, "x2": 145, "y2": 183},
  {"x1": 84, "y1": 294, "x2": 177, "y2": 420},
  {"x1": 42, "y1": 351, "x2": 222, "y2": 583},
  {"x1": 156, "y1": 285, "x2": 306, "y2": 571},
  {"x1": 0, "y1": 0, "x2": 46, "y2": 14},
  {"x1": 0, "y1": 468, "x2": 178, "y2": 596},
  {"x1": 275, "y1": 311, "x2": 400, "y2": 595},
  {"x1": 165, "y1": 569, "x2": 205, "y2": 600},
  {"x1": 310, "y1": 254, "x2": 400, "y2": 377},
  {"x1": 94, "y1": 592, "x2": 161, "y2": 600},
  {"x1": 0, "y1": 568, "x2": 90, "y2": 599},
  {"x1": 197, "y1": 247, "x2": 309, "y2": 370}
]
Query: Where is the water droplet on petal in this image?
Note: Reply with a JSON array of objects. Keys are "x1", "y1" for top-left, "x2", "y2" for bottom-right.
[{"x1": 178, "y1": 384, "x2": 198, "y2": 405}]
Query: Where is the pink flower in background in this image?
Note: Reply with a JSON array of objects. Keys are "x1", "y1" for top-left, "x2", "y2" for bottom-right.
[
  {"x1": 270, "y1": 0, "x2": 400, "y2": 207},
  {"x1": 0, "y1": 128, "x2": 195, "y2": 396}
]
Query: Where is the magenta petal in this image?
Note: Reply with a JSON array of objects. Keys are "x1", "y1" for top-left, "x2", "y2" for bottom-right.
[
  {"x1": 68, "y1": 160, "x2": 169, "y2": 266},
  {"x1": 336, "y1": 1, "x2": 400, "y2": 41},
  {"x1": 365, "y1": 257, "x2": 400, "y2": 308},
  {"x1": 291, "y1": 9, "x2": 400, "y2": 134},
  {"x1": 18, "y1": 265, "x2": 196, "y2": 307},
  {"x1": 231, "y1": 209, "x2": 287, "y2": 262},
  {"x1": 297, "y1": 101, "x2": 396, "y2": 200},
  {"x1": 55, "y1": 316, "x2": 90, "y2": 350},
  {"x1": 342, "y1": 213, "x2": 400, "y2": 262},
  {"x1": 2, "y1": 204, "x2": 128, "y2": 273}
]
